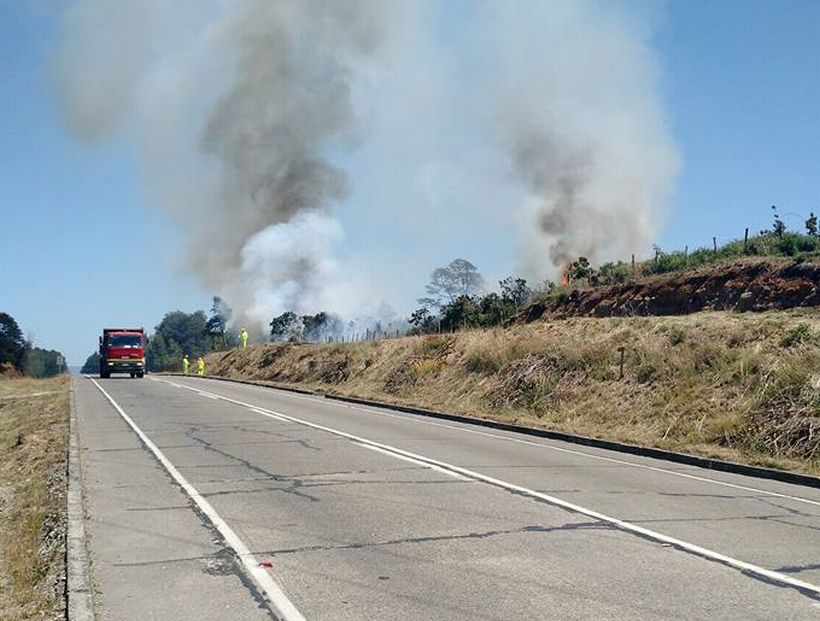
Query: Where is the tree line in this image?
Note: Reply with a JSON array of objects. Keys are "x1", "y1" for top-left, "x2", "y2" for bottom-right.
[
  {"x1": 86, "y1": 206, "x2": 819, "y2": 371},
  {"x1": 0, "y1": 312, "x2": 66, "y2": 378}
]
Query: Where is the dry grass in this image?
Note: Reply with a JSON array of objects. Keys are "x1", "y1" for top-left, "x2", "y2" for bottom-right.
[
  {"x1": 206, "y1": 310, "x2": 820, "y2": 476},
  {"x1": 0, "y1": 375, "x2": 69, "y2": 621}
]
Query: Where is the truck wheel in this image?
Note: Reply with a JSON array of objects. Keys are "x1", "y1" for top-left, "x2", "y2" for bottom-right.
[
  {"x1": 130, "y1": 372, "x2": 136, "y2": 378},
  {"x1": 137, "y1": 372, "x2": 144, "y2": 378}
]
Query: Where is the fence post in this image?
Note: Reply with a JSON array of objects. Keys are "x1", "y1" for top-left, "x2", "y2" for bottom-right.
[
  {"x1": 713, "y1": 236, "x2": 717, "y2": 255},
  {"x1": 744, "y1": 228, "x2": 749, "y2": 252},
  {"x1": 618, "y1": 347, "x2": 626, "y2": 381}
]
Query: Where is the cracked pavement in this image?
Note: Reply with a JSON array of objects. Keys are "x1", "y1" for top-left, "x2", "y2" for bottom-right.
[{"x1": 72, "y1": 375, "x2": 820, "y2": 620}]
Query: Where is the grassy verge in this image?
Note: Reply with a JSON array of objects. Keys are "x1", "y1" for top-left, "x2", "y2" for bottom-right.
[
  {"x1": 0, "y1": 375, "x2": 69, "y2": 621},
  {"x1": 206, "y1": 310, "x2": 820, "y2": 477}
]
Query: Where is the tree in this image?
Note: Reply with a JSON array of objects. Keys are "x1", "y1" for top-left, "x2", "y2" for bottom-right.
[
  {"x1": 806, "y1": 212, "x2": 818, "y2": 237},
  {"x1": 477, "y1": 293, "x2": 509, "y2": 327},
  {"x1": 23, "y1": 348, "x2": 65, "y2": 378},
  {"x1": 772, "y1": 205, "x2": 786, "y2": 237},
  {"x1": 0, "y1": 312, "x2": 26, "y2": 371},
  {"x1": 499, "y1": 277, "x2": 532, "y2": 309},
  {"x1": 80, "y1": 352, "x2": 101, "y2": 374},
  {"x1": 568, "y1": 257, "x2": 594, "y2": 281},
  {"x1": 269, "y1": 311, "x2": 302, "y2": 341},
  {"x1": 419, "y1": 258, "x2": 484, "y2": 308},
  {"x1": 206, "y1": 296, "x2": 233, "y2": 350},
  {"x1": 146, "y1": 310, "x2": 208, "y2": 371},
  {"x1": 156, "y1": 311, "x2": 209, "y2": 354},
  {"x1": 301, "y1": 312, "x2": 343, "y2": 342},
  {"x1": 408, "y1": 307, "x2": 437, "y2": 334},
  {"x1": 440, "y1": 295, "x2": 479, "y2": 332}
]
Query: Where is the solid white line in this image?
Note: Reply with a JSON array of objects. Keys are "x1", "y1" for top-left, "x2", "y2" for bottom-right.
[
  {"x1": 88, "y1": 378, "x2": 306, "y2": 621},
  {"x1": 156, "y1": 377, "x2": 820, "y2": 597},
  {"x1": 328, "y1": 401, "x2": 820, "y2": 508},
  {"x1": 357, "y1": 443, "x2": 473, "y2": 481},
  {"x1": 172, "y1": 377, "x2": 820, "y2": 507}
]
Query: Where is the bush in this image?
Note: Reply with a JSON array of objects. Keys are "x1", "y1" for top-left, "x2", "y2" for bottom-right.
[
  {"x1": 666, "y1": 326, "x2": 686, "y2": 346},
  {"x1": 465, "y1": 352, "x2": 502, "y2": 375},
  {"x1": 637, "y1": 362, "x2": 657, "y2": 383},
  {"x1": 780, "y1": 323, "x2": 813, "y2": 348},
  {"x1": 598, "y1": 261, "x2": 631, "y2": 285},
  {"x1": 417, "y1": 336, "x2": 452, "y2": 359}
]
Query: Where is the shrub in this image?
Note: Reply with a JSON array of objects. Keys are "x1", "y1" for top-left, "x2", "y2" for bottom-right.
[
  {"x1": 780, "y1": 323, "x2": 813, "y2": 348},
  {"x1": 465, "y1": 351, "x2": 502, "y2": 375},
  {"x1": 667, "y1": 326, "x2": 686, "y2": 346},
  {"x1": 417, "y1": 336, "x2": 452, "y2": 359},
  {"x1": 636, "y1": 362, "x2": 657, "y2": 383}
]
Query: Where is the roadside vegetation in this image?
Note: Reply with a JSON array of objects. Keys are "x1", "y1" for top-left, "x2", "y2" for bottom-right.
[
  {"x1": 0, "y1": 312, "x2": 66, "y2": 378},
  {"x1": 0, "y1": 375, "x2": 69, "y2": 621},
  {"x1": 205, "y1": 310, "x2": 820, "y2": 476},
  {"x1": 128, "y1": 207, "x2": 820, "y2": 372}
]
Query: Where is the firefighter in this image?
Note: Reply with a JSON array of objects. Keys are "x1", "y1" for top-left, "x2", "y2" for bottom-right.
[
  {"x1": 240, "y1": 328, "x2": 249, "y2": 349},
  {"x1": 196, "y1": 356, "x2": 205, "y2": 376},
  {"x1": 182, "y1": 354, "x2": 190, "y2": 375}
]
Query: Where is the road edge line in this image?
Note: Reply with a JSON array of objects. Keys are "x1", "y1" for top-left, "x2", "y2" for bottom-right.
[
  {"x1": 87, "y1": 378, "x2": 306, "y2": 621},
  {"x1": 67, "y1": 377, "x2": 95, "y2": 621},
  {"x1": 166, "y1": 378, "x2": 820, "y2": 600}
]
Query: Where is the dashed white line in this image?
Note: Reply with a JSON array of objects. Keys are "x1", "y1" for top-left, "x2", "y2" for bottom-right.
[
  {"x1": 154, "y1": 376, "x2": 820, "y2": 598},
  {"x1": 89, "y1": 378, "x2": 306, "y2": 621}
]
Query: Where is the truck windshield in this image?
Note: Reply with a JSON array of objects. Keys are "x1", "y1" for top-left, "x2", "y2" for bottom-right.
[{"x1": 108, "y1": 335, "x2": 142, "y2": 348}]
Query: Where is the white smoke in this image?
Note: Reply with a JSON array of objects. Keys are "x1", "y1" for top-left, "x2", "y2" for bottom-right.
[
  {"x1": 55, "y1": 0, "x2": 678, "y2": 325},
  {"x1": 238, "y1": 210, "x2": 342, "y2": 325},
  {"x1": 479, "y1": 0, "x2": 679, "y2": 274}
]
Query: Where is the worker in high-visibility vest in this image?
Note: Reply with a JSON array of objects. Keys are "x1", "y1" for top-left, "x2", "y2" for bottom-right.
[
  {"x1": 196, "y1": 356, "x2": 205, "y2": 376},
  {"x1": 182, "y1": 354, "x2": 190, "y2": 375},
  {"x1": 240, "y1": 328, "x2": 249, "y2": 349}
]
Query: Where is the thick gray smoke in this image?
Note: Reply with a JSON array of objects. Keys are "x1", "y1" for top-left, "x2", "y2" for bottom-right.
[
  {"x1": 56, "y1": 0, "x2": 677, "y2": 324},
  {"x1": 482, "y1": 0, "x2": 679, "y2": 274},
  {"x1": 55, "y1": 0, "x2": 385, "y2": 325}
]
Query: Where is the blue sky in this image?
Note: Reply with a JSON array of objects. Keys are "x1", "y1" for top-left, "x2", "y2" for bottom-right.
[{"x1": 1, "y1": 1, "x2": 819, "y2": 365}]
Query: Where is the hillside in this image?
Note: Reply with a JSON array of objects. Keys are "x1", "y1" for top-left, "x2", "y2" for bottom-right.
[
  {"x1": 204, "y1": 308, "x2": 820, "y2": 476},
  {"x1": 522, "y1": 259, "x2": 820, "y2": 321}
]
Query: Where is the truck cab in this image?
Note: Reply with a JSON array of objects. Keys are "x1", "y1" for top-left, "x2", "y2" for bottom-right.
[{"x1": 99, "y1": 328, "x2": 146, "y2": 378}]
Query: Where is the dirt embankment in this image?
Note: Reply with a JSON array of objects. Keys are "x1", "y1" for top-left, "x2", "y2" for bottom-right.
[
  {"x1": 0, "y1": 375, "x2": 69, "y2": 621},
  {"x1": 206, "y1": 310, "x2": 820, "y2": 476},
  {"x1": 521, "y1": 260, "x2": 820, "y2": 322}
]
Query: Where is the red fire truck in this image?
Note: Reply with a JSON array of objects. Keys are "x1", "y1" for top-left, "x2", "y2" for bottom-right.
[{"x1": 99, "y1": 328, "x2": 146, "y2": 379}]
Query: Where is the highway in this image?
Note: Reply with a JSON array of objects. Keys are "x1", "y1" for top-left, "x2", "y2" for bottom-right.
[{"x1": 72, "y1": 374, "x2": 820, "y2": 620}]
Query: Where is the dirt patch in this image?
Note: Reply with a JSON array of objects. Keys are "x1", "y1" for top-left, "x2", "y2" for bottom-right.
[
  {"x1": 0, "y1": 375, "x2": 69, "y2": 621},
  {"x1": 520, "y1": 260, "x2": 820, "y2": 321}
]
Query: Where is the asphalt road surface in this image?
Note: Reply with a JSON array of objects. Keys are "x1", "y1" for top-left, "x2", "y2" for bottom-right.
[{"x1": 72, "y1": 374, "x2": 820, "y2": 620}]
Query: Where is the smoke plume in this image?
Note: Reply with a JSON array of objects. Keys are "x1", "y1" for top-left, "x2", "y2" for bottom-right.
[
  {"x1": 482, "y1": 0, "x2": 679, "y2": 274},
  {"x1": 55, "y1": 0, "x2": 677, "y2": 324}
]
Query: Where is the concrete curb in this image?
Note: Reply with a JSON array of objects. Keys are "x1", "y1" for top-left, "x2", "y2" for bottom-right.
[
  {"x1": 67, "y1": 378, "x2": 95, "y2": 621},
  {"x1": 169, "y1": 373, "x2": 820, "y2": 491}
]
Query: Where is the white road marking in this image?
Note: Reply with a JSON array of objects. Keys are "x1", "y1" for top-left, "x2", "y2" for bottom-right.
[
  {"x1": 175, "y1": 376, "x2": 820, "y2": 508},
  {"x1": 326, "y1": 400, "x2": 820, "y2": 508},
  {"x1": 357, "y1": 443, "x2": 473, "y2": 481},
  {"x1": 251, "y1": 408, "x2": 290, "y2": 423},
  {"x1": 88, "y1": 378, "x2": 306, "y2": 621},
  {"x1": 154, "y1": 376, "x2": 820, "y2": 597}
]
